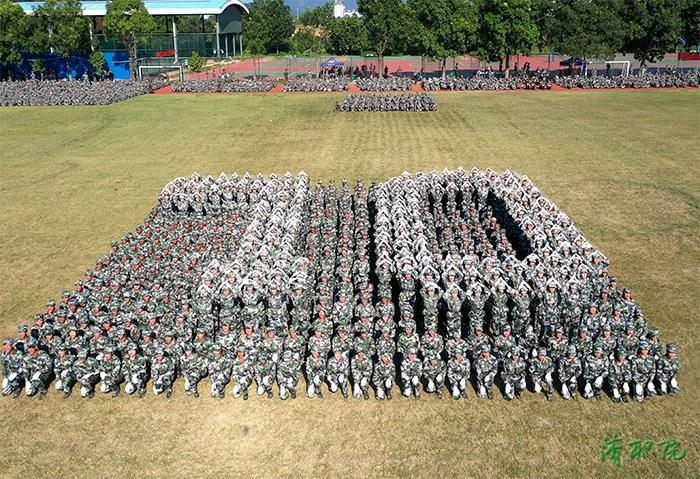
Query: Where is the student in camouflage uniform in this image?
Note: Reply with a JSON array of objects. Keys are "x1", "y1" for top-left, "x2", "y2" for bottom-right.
[
  {"x1": 583, "y1": 345, "x2": 608, "y2": 400},
  {"x1": 631, "y1": 342, "x2": 656, "y2": 402},
  {"x1": 2, "y1": 338, "x2": 23, "y2": 397},
  {"x1": 528, "y1": 348, "x2": 554, "y2": 401},
  {"x1": 181, "y1": 345, "x2": 207, "y2": 397},
  {"x1": 255, "y1": 353, "x2": 275, "y2": 399},
  {"x1": 351, "y1": 351, "x2": 372, "y2": 400},
  {"x1": 401, "y1": 351, "x2": 423, "y2": 399},
  {"x1": 122, "y1": 342, "x2": 149, "y2": 397},
  {"x1": 305, "y1": 350, "x2": 326, "y2": 398},
  {"x1": 22, "y1": 339, "x2": 52, "y2": 398},
  {"x1": 502, "y1": 347, "x2": 527, "y2": 400},
  {"x1": 277, "y1": 349, "x2": 301, "y2": 400},
  {"x1": 231, "y1": 350, "x2": 254, "y2": 399},
  {"x1": 372, "y1": 353, "x2": 395, "y2": 400},
  {"x1": 208, "y1": 344, "x2": 233, "y2": 399},
  {"x1": 53, "y1": 342, "x2": 76, "y2": 398},
  {"x1": 74, "y1": 349, "x2": 100, "y2": 399},
  {"x1": 422, "y1": 353, "x2": 446, "y2": 398},
  {"x1": 98, "y1": 347, "x2": 123, "y2": 397},
  {"x1": 475, "y1": 345, "x2": 498, "y2": 399},
  {"x1": 151, "y1": 349, "x2": 176, "y2": 398},
  {"x1": 557, "y1": 346, "x2": 582, "y2": 400},
  {"x1": 447, "y1": 353, "x2": 470, "y2": 400},
  {"x1": 608, "y1": 348, "x2": 632, "y2": 403},
  {"x1": 327, "y1": 349, "x2": 350, "y2": 398},
  {"x1": 655, "y1": 343, "x2": 679, "y2": 395}
]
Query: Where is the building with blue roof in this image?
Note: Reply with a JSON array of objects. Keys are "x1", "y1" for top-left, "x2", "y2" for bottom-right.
[{"x1": 17, "y1": 0, "x2": 249, "y2": 76}]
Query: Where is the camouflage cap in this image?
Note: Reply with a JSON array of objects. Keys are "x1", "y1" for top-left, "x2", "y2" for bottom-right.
[{"x1": 666, "y1": 343, "x2": 678, "y2": 353}]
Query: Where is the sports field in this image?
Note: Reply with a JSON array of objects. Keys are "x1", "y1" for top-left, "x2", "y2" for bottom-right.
[{"x1": 0, "y1": 90, "x2": 698, "y2": 478}]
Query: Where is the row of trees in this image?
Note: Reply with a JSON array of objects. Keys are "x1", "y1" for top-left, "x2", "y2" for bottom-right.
[
  {"x1": 1, "y1": 0, "x2": 157, "y2": 79},
  {"x1": 244, "y1": 0, "x2": 700, "y2": 77}
]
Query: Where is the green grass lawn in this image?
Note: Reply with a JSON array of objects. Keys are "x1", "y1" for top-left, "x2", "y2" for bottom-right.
[{"x1": 0, "y1": 90, "x2": 698, "y2": 478}]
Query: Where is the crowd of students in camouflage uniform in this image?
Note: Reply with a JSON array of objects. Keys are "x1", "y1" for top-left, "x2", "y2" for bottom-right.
[
  {"x1": 2, "y1": 169, "x2": 679, "y2": 402},
  {"x1": 172, "y1": 78, "x2": 275, "y2": 93},
  {"x1": 0, "y1": 78, "x2": 168, "y2": 106},
  {"x1": 335, "y1": 93, "x2": 437, "y2": 112}
]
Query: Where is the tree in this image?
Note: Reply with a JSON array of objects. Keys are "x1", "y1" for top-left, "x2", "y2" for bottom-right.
[
  {"x1": 619, "y1": 0, "x2": 683, "y2": 67},
  {"x1": 32, "y1": 58, "x2": 47, "y2": 79},
  {"x1": 0, "y1": 0, "x2": 29, "y2": 79},
  {"x1": 409, "y1": 0, "x2": 478, "y2": 79},
  {"x1": 33, "y1": 0, "x2": 90, "y2": 80},
  {"x1": 89, "y1": 50, "x2": 106, "y2": 78},
  {"x1": 328, "y1": 16, "x2": 368, "y2": 55},
  {"x1": 545, "y1": 0, "x2": 625, "y2": 62},
  {"x1": 103, "y1": 0, "x2": 158, "y2": 79},
  {"x1": 292, "y1": 27, "x2": 325, "y2": 56},
  {"x1": 679, "y1": 0, "x2": 699, "y2": 50},
  {"x1": 358, "y1": 0, "x2": 410, "y2": 74},
  {"x1": 243, "y1": 0, "x2": 295, "y2": 54},
  {"x1": 188, "y1": 51, "x2": 205, "y2": 72},
  {"x1": 476, "y1": 0, "x2": 539, "y2": 76},
  {"x1": 297, "y1": 2, "x2": 334, "y2": 30}
]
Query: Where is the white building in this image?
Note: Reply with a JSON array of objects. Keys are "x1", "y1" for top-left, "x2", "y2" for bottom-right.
[{"x1": 333, "y1": 0, "x2": 361, "y2": 19}]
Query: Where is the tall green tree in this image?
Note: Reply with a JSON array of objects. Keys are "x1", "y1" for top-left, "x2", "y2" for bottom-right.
[
  {"x1": 297, "y1": 2, "x2": 334, "y2": 30},
  {"x1": 291, "y1": 27, "x2": 326, "y2": 55},
  {"x1": 243, "y1": 0, "x2": 295, "y2": 54},
  {"x1": 358, "y1": 0, "x2": 410, "y2": 74},
  {"x1": 103, "y1": 0, "x2": 158, "y2": 79},
  {"x1": 0, "y1": 0, "x2": 29, "y2": 79},
  {"x1": 545, "y1": 0, "x2": 625, "y2": 61},
  {"x1": 679, "y1": 0, "x2": 700, "y2": 50},
  {"x1": 476, "y1": 0, "x2": 539, "y2": 76},
  {"x1": 619, "y1": 0, "x2": 683, "y2": 67},
  {"x1": 33, "y1": 0, "x2": 90, "y2": 80},
  {"x1": 328, "y1": 16, "x2": 368, "y2": 55},
  {"x1": 409, "y1": 0, "x2": 478, "y2": 79}
]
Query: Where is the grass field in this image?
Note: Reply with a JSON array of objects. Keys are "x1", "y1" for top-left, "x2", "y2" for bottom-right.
[{"x1": 0, "y1": 90, "x2": 698, "y2": 478}]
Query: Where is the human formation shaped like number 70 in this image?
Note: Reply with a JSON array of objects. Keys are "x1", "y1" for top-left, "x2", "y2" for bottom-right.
[{"x1": 2, "y1": 168, "x2": 680, "y2": 402}]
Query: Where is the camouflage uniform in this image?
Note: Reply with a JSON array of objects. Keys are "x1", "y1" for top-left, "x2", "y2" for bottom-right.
[
  {"x1": 327, "y1": 350, "x2": 350, "y2": 397},
  {"x1": 231, "y1": 351, "x2": 254, "y2": 399},
  {"x1": 22, "y1": 341, "x2": 52, "y2": 398},
  {"x1": 73, "y1": 350, "x2": 100, "y2": 398},
  {"x1": 607, "y1": 349, "x2": 632, "y2": 403},
  {"x1": 422, "y1": 354, "x2": 446, "y2": 397},
  {"x1": 502, "y1": 349, "x2": 527, "y2": 400},
  {"x1": 151, "y1": 351, "x2": 176, "y2": 397},
  {"x1": 277, "y1": 350, "x2": 301, "y2": 400},
  {"x1": 631, "y1": 343, "x2": 656, "y2": 402},
  {"x1": 557, "y1": 347, "x2": 582, "y2": 400},
  {"x1": 2, "y1": 339, "x2": 24, "y2": 397},
  {"x1": 180, "y1": 347, "x2": 207, "y2": 397},
  {"x1": 98, "y1": 348, "x2": 123, "y2": 396},
  {"x1": 305, "y1": 351, "x2": 326, "y2": 398},
  {"x1": 401, "y1": 352, "x2": 422, "y2": 399},
  {"x1": 208, "y1": 346, "x2": 233, "y2": 398},
  {"x1": 474, "y1": 347, "x2": 498, "y2": 399},
  {"x1": 122, "y1": 344, "x2": 149, "y2": 397},
  {"x1": 351, "y1": 352, "x2": 372, "y2": 399},
  {"x1": 447, "y1": 354, "x2": 470, "y2": 399},
  {"x1": 583, "y1": 347, "x2": 608, "y2": 400},
  {"x1": 655, "y1": 343, "x2": 680, "y2": 395},
  {"x1": 372, "y1": 354, "x2": 395, "y2": 400},
  {"x1": 528, "y1": 349, "x2": 554, "y2": 401},
  {"x1": 53, "y1": 345, "x2": 76, "y2": 397}
]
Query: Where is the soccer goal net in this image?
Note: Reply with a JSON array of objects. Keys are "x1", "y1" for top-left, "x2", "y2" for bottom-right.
[{"x1": 584, "y1": 60, "x2": 631, "y2": 77}]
